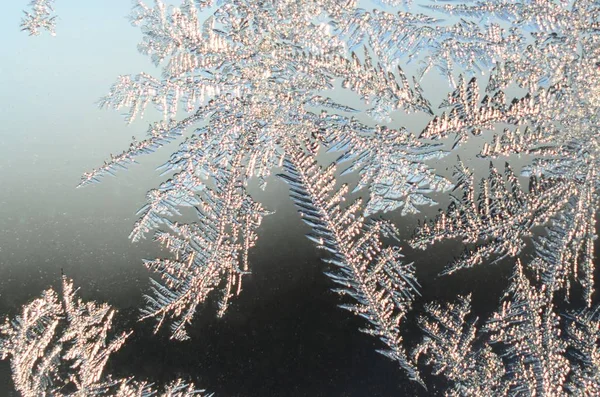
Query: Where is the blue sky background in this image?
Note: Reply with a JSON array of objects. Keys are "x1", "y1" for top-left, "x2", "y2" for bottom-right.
[{"x1": 0, "y1": 1, "x2": 174, "y2": 306}]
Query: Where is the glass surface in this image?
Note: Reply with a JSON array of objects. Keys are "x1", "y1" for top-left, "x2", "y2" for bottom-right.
[{"x1": 1, "y1": 1, "x2": 599, "y2": 396}]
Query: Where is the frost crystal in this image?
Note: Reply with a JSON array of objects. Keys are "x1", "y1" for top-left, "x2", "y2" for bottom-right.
[
  {"x1": 21, "y1": 0, "x2": 57, "y2": 36},
  {"x1": 80, "y1": 0, "x2": 450, "y2": 346},
  {"x1": 483, "y1": 261, "x2": 569, "y2": 396},
  {"x1": 279, "y1": 147, "x2": 422, "y2": 385},
  {"x1": 0, "y1": 277, "x2": 205, "y2": 396},
  {"x1": 415, "y1": 261, "x2": 600, "y2": 396},
  {"x1": 564, "y1": 306, "x2": 600, "y2": 395},
  {"x1": 410, "y1": 158, "x2": 572, "y2": 275},
  {"x1": 322, "y1": 118, "x2": 452, "y2": 216},
  {"x1": 416, "y1": 0, "x2": 600, "y2": 302},
  {"x1": 69, "y1": 0, "x2": 600, "y2": 390},
  {"x1": 413, "y1": 295, "x2": 506, "y2": 396}
]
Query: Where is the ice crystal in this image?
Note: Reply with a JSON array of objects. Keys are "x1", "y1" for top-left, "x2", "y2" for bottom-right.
[
  {"x1": 484, "y1": 261, "x2": 570, "y2": 396},
  {"x1": 279, "y1": 147, "x2": 422, "y2": 385},
  {"x1": 0, "y1": 277, "x2": 204, "y2": 396},
  {"x1": 420, "y1": 75, "x2": 567, "y2": 148},
  {"x1": 68, "y1": 0, "x2": 600, "y2": 390},
  {"x1": 413, "y1": 295, "x2": 507, "y2": 396},
  {"x1": 410, "y1": 158, "x2": 572, "y2": 275},
  {"x1": 529, "y1": 177, "x2": 598, "y2": 306},
  {"x1": 21, "y1": 0, "x2": 57, "y2": 36},
  {"x1": 564, "y1": 306, "x2": 600, "y2": 395},
  {"x1": 138, "y1": 149, "x2": 267, "y2": 340},
  {"x1": 80, "y1": 0, "x2": 450, "y2": 345},
  {"x1": 415, "y1": 261, "x2": 600, "y2": 396},
  {"x1": 420, "y1": 75, "x2": 507, "y2": 147},
  {"x1": 480, "y1": 123, "x2": 600, "y2": 306},
  {"x1": 322, "y1": 119, "x2": 452, "y2": 216},
  {"x1": 422, "y1": 0, "x2": 600, "y2": 89},
  {"x1": 410, "y1": 0, "x2": 600, "y2": 390},
  {"x1": 418, "y1": 20, "x2": 520, "y2": 87}
]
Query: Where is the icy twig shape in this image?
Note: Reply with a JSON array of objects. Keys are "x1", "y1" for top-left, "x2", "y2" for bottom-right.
[
  {"x1": 411, "y1": 158, "x2": 572, "y2": 275},
  {"x1": 413, "y1": 295, "x2": 506, "y2": 396},
  {"x1": 480, "y1": 126, "x2": 599, "y2": 306},
  {"x1": 415, "y1": 261, "x2": 600, "y2": 395},
  {"x1": 564, "y1": 306, "x2": 600, "y2": 396},
  {"x1": 0, "y1": 277, "x2": 205, "y2": 396},
  {"x1": 80, "y1": 0, "x2": 450, "y2": 337},
  {"x1": 138, "y1": 116, "x2": 267, "y2": 340},
  {"x1": 484, "y1": 261, "x2": 569, "y2": 396},
  {"x1": 322, "y1": 119, "x2": 452, "y2": 216},
  {"x1": 279, "y1": 147, "x2": 423, "y2": 386},
  {"x1": 21, "y1": 0, "x2": 57, "y2": 36}
]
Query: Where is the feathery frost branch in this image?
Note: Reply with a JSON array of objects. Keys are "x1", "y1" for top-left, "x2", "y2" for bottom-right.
[
  {"x1": 279, "y1": 145, "x2": 423, "y2": 386},
  {"x1": 66, "y1": 0, "x2": 600, "y2": 391},
  {"x1": 21, "y1": 0, "x2": 57, "y2": 36},
  {"x1": 0, "y1": 277, "x2": 206, "y2": 396},
  {"x1": 415, "y1": 261, "x2": 600, "y2": 395}
]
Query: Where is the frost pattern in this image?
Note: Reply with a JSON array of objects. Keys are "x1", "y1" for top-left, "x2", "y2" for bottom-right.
[
  {"x1": 80, "y1": 0, "x2": 451, "y2": 345},
  {"x1": 414, "y1": 262, "x2": 600, "y2": 396},
  {"x1": 279, "y1": 146, "x2": 422, "y2": 385},
  {"x1": 134, "y1": 107, "x2": 268, "y2": 340},
  {"x1": 412, "y1": 295, "x2": 507, "y2": 396},
  {"x1": 0, "y1": 277, "x2": 205, "y2": 396},
  {"x1": 481, "y1": 127, "x2": 599, "y2": 305},
  {"x1": 21, "y1": 0, "x2": 57, "y2": 36},
  {"x1": 564, "y1": 306, "x2": 600, "y2": 396},
  {"x1": 406, "y1": 0, "x2": 600, "y2": 308},
  {"x1": 322, "y1": 120, "x2": 453, "y2": 216},
  {"x1": 410, "y1": 158, "x2": 572, "y2": 275},
  {"x1": 69, "y1": 0, "x2": 600, "y2": 390}
]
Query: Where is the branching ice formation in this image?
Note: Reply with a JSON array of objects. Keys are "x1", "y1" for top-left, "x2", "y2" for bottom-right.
[
  {"x1": 322, "y1": 120, "x2": 453, "y2": 216},
  {"x1": 21, "y1": 0, "x2": 57, "y2": 36},
  {"x1": 484, "y1": 261, "x2": 569, "y2": 396},
  {"x1": 47, "y1": 0, "x2": 600, "y2": 391},
  {"x1": 412, "y1": 295, "x2": 507, "y2": 396},
  {"x1": 410, "y1": 0, "x2": 600, "y2": 306},
  {"x1": 0, "y1": 277, "x2": 205, "y2": 396},
  {"x1": 410, "y1": 158, "x2": 572, "y2": 275},
  {"x1": 415, "y1": 261, "x2": 600, "y2": 396},
  {"x1": 79, "y1": 0, "x2": 450, "y2": 347},
  {"x1": 279, "y1": 144, "x2": 423, "y2": 385},
  {"x1": 137, "y1": 120, "x2": 268, "y2": 339},
  {"x1": 564, "y1": 305, "x2": 600, "y2": 396}
]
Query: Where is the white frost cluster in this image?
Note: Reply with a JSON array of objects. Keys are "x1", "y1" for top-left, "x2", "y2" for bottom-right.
[
  {"x1": 21, "y1": 0, "x2": 57, "y2": 36},
  {"x1": 0, "y1": 277, "x2": 206, "y2": 396}
]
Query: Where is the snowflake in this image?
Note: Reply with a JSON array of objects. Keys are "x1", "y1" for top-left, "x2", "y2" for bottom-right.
[{"x1": 21, "y1": 0, "x2": 57, "y2": 36}]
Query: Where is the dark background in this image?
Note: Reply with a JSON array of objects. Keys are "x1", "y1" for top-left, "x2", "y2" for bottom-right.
[{"x1": 3, "y1": 169, "x2": 585, "y2": 396}]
